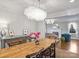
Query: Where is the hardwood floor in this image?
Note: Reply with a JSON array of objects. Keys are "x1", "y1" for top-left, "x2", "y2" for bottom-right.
[
  {"x1": 58, "y1": 39, "x2": 79, "y2": 54},
  {"x1": 56, "y1": 39, "x2": 79, "y2": 58},
  {"x1": 56, "y1": 48, "x2": 79, "y2": 58}
]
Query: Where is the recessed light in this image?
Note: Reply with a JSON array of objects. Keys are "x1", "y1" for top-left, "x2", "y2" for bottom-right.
[{"x1": 69, "y1": 0, "x2": 75, "y2": 3}]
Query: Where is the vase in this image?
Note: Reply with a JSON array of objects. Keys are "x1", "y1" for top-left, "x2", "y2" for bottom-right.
[{"x1": 35, "y1": 40, "x2": 39, "y2": 45}]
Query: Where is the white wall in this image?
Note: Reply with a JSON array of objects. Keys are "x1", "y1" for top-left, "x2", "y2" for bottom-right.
[
  {"x1": 0, "y1": 10, "x2": 39, "y2": 48},
  {"x1": 0, "y1": 11, "x2": 38, "y2": 35},
  {"x1": 55, "y1": 22, "x2": 68, "y2": 34},
  {"x1": 37, "y1": 21, "x2": 69, "y2": 38},
  {"x1": 37, "y1": 21, "x2": 79, "y2": 39},
  {"x1": 37, "y1": 21, "x2": 46, "y2": 38},
  {"x1": 9, "y1": 17, "x2": 37, "y2": 35},
  {"x1": 55, "y1": 21, "x2": 79, "y2": 39},
  {"x1": 36, "y1": 21, "x2": 69, "y2": 38},
  {"x1": 0, "y1": 4, "x2": 38, "y2": 36}
]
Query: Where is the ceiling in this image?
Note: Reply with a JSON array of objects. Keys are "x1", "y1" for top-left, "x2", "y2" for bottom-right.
[{"x1": 0, "y1": 0, "x2": 79, "y2": 22}]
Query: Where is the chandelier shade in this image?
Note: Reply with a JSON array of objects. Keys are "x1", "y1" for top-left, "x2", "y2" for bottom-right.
[{"x1": 24, "y1": 6, "x2": 47, "y2": 21}]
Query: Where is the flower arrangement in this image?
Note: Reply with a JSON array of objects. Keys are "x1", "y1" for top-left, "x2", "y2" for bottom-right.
[{"x1": 28, "y1": 32, "x2": 40, "y2": 45}]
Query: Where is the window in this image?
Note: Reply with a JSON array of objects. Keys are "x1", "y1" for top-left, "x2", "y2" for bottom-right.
[{"x1": 68, "y1": 23, "x2": 77, "y2": 33}]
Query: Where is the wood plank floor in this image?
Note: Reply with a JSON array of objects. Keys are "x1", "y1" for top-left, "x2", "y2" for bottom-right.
[
  {"x1": 58, "y1": 39, "x2": 79, "y2": 54},
  {"x1": 56, "y1": 48, "x2": 79, "y2": 58},
  {"x1": 56, "y1": 39, "x2": 79, "y2": 58}
]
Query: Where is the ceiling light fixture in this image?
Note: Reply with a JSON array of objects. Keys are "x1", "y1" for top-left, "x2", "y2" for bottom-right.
[
  {"x1": 45, "y1": 18, "x2": 55, "y2": 24},
  {"x1": 69, "y1": 0, "x2": 75, "y2": 3},
  {"x1": 24, "y1": 0, "x2": 47, "y2": 21}
]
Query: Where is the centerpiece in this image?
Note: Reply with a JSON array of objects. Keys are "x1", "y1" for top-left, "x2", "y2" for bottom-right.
[{"x1": 28, "y1": 32, "x2": 40, "y2": 45}]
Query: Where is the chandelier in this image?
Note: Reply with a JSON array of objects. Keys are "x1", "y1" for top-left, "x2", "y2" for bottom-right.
[
  {"x1": 45, "y1": 18, "x2": 55, "y2": 24},
  {"x1": 24, "y1": 0, "x2": 47, "y2": 21}
]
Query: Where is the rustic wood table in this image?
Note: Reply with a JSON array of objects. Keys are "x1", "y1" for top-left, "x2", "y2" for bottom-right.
[{"x1": 0, "y1": 38, "x2": 59, "y2": 58}]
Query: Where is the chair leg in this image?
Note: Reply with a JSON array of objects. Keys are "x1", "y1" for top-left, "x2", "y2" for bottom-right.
[{"x1": 53, "y1": 44, "x2": 56, "y2": 58}]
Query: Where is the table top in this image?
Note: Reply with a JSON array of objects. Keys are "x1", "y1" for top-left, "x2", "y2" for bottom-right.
[{"x1": 0, "y1": 38, "x2": 59, "y2": 58}]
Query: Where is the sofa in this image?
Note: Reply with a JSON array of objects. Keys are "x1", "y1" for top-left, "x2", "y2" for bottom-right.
[{"x1": 61, "y1": 33, "x2": 71, "y2": 42}]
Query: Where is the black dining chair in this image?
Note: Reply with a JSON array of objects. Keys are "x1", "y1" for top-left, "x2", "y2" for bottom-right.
[{"x1": 26, "y1": 48, "x2": 44, "y2": 58}]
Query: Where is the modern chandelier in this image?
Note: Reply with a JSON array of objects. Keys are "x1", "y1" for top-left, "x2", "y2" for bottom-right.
[
  {"x1": 45, "y1": 18, "x2": 55, "y2": 24},
  {"x1": 24, "y1": 0, "x2": 47, "y2": 21}
]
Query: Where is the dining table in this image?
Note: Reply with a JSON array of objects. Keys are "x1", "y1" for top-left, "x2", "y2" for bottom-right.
[{"x1": 0, "y1": 38, "x2": 59, "y2": 58}]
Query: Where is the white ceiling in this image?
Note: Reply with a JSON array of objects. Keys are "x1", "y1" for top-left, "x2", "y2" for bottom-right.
[{"x1": 0, "y1": 0, "x2": 79, "y2": 22}]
